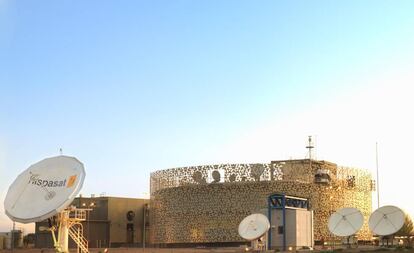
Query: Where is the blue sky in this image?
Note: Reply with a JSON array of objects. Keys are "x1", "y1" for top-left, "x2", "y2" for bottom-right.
[{"x1": 2, "y1": 1, "x2": 414, "y2": 232}]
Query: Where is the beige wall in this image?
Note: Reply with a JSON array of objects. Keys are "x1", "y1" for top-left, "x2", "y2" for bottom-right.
[
  {"x1": 108, "y1": 197, "x2": 149, "y2": 245},
  {"x1": 35, "y1": 196, "x2": 149, "y2": 248}
]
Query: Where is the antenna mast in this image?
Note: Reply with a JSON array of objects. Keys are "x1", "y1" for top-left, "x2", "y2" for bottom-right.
[
  {"x1": 306, "y1": 136, "x2": 314, "y2": 169},
  {"x1": 376, "y1": 142, "x2": 380, "y2": 208},
  {"x1": 306, "y1": 136, "x2": 314, "y2": 159}
]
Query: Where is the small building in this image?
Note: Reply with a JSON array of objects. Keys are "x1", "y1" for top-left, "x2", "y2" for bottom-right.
[
  {"x1": 0, "y1": 230, "x2": 24, "y2": 249},
  {"x1": 268, "y1": 194, "x2": 313, "y2": 250},
  {"x1": 35, "y1": 196, "x2": 149, "y2": 248}
]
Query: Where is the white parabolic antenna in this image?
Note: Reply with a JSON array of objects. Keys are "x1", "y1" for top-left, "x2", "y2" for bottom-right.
[
  {"x1": 369, "y1": 205, "x2": 405, "y2": 236},
  {"x1": 328, "y1": 207, "x2": 364, "y2": 237},
  {"x1": 238, "y1": 213, "x2": 270, "y2": 241},
  {"x1": 4, "y1": 155, "x2": 85, "y2": 223}
]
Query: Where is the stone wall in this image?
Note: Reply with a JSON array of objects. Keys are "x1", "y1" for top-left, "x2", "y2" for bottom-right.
[{"x1": 150, "y1": 160, "x2": 372, "y2": 245}]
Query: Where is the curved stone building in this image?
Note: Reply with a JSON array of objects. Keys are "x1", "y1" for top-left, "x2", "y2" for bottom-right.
[{"x1": 150, "y1": 159, "x2": 373, "y2": 246}]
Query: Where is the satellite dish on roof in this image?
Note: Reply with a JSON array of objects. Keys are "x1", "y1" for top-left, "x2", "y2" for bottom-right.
[
  {"x1": 4, "y1": 155, "x2": 85, "y2": 223},
  {"x1": 328, "y1": 207, "x2": 364, "y2": 237},
  {"x1": 369, "y1": 205, "x2": 405, "y2": 236},
  {"x1": 238, "y1": 213, "x2": 270, "y2": 241}
]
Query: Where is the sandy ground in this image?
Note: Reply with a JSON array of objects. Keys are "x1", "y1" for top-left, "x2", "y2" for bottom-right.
[
  {"x1": 0, "y1": 246, "x2": 411, "y2": 253},
  {"x1": 1, "y1": 248, "x2": 251, "y2": 253}
]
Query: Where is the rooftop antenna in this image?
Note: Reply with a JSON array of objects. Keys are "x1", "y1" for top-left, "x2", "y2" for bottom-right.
[
  {"x1": 306, "y1": 136, "x2": 314, "y2": 169},
  {"x1": 306, "y1": 136, "x2": 314, "y2": 160}
]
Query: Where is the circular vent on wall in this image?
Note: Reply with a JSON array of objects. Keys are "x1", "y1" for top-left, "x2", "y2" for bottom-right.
[{"x1": 127, "y1": 210, "x2": 135, "y2": 221}]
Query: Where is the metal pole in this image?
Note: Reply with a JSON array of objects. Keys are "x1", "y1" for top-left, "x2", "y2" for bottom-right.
[
  {"x1": 143, "y1": 204, "x2": 146, "y2": 249},
  {"x1": 282, "y1": 196, "x2": 286, "y2": 252},
  {"x1": 87, "y1": 210, "x2": 90, "y2": 245},
  {"x1": 376, "y1": 142, "x2": 380, "y2": 208},
  {"x1": 267, "y1": 197, "x2": 272, "y2": 250},
  {"x1": 11, "y1": 221, "x2": 15, "y2": 252}
]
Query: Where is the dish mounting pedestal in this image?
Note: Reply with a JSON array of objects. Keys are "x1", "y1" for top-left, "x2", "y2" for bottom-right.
[{"x1": 49, "y1": 207, "x2": 90, "y2": 253}]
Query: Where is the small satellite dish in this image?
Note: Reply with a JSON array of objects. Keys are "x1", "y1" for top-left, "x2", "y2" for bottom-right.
[
  {"x1": 238, "y1": 213, "x2": 270, "y2": 241},
  {"x1": 328, "y1": 207, "x2": 364, "y2": 237},
  {"x1": 369, "y1": 205, "x2": 405, "y2": 236},
  {"x1": 4, "y1": 155, "x2": 85, "y2": 223}
]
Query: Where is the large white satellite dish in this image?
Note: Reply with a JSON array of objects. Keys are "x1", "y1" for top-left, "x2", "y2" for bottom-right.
[
  {"x1": 328, "y1": 207, "x2": 364, "y2": 237},
  {"x1": 238, "y1": 213, "x2": 270, "y2": 241},
  {"x1": 4, "y1": 155, "x2": 85, "y2": 223},
  {"x1": 369, "y1": 205, "x2": 405, "y2": 236}
]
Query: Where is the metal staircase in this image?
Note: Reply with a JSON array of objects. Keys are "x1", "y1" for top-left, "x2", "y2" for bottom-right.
[
  {"x1": 68, "y1": 223, "x2": 89, "y2": 253},
  {"x1": 47, "y1": 207, "x2": 90, "y2": 253}
]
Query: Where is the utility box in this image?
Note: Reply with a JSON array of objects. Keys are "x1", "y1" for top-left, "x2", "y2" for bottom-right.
[
  {"x1": 268, "y1": 194, "x2": 314, "y2": 250},
  {"x1": 270, "y1": 208, "x2": 313, "y2": 249}
]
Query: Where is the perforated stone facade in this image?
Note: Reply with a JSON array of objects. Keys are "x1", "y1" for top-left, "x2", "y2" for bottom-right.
[{"x1": 150, "y1": 159, "x2": 372, "y2": 245}]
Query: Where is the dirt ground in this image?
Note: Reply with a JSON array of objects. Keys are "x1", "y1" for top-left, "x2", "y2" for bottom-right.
[{"x1": 1, "y1": 246, "x2": 413, "y2": 253}]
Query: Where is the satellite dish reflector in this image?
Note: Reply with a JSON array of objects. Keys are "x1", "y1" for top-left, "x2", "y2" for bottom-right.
[
  {"x1": 369, "y1": 205, "x2": 405, "y2": 236},
  {"x1": 328, "y1": 207, "x2": 364, "y2": 237},
  {"x1": 4, "y1": 155, "x2": 85, "y2": 223},
  {"x1": 238, "y1": 213, "x2": 270, "y2": 241}
]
